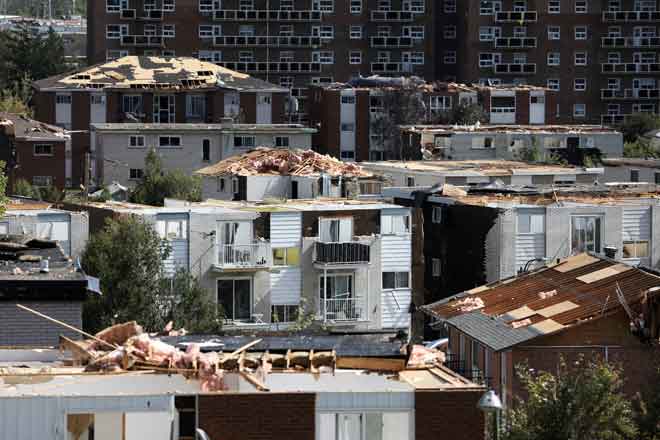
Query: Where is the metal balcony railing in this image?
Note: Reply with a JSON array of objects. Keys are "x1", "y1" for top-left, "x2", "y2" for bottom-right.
[
  {"x1": 370, "y1": 36, "x2": 414, "y2": 47},
  {"x1": 120, "y1": 35, "x2": 166, "y2": 47},
  {"x1": 493, "y1": 63, "x2": 536, "y2": 74},
  {"x1": 212, "y1": 9, "x2": 322, "y2": 21},
  {"x1": 602, "y1": 11, "x2": 660, "y2": 22},
  {"x1": 494, "y1": 37, "x2": 537, "y2": 49},
  {"x1": 315, "y1": 241, "x2": 370, "y2": 265},
  {"x1": 601, "y1": 62, "x2": 660, "y2": 74},
  {"x1": 601, "y1": 88, "x2": 660, "y2": 99},
  {"x1": 601, "y1": 114, "x2": 628, "y2": 125},
  {"x1": 601, "y1": 36, "x2": 660, "y2": 48},
  {"x1": 216, "y1": 243, "x2": 271, "y2": 269},
  {"x1": 322, "y1": 297, "x2": 365, "y2": 322},
  {"x1": 213, "y1": 35, "x2": 322, "y2": 47},
  {"x1": 370, "y1": 10, "x2": 414, "y2": 21},
  {"x1": 444, "y1": 359, "x2": 493, "y2": 387},
  {"x1": 215, "y1": 61, "x2": 322, "y2": 73},
  {"x1": 371, "y1": 62, "x2": 414, "y2": 73},
  {"x1": 495, "y1": 11, "x2": 537, "y2": 22}
]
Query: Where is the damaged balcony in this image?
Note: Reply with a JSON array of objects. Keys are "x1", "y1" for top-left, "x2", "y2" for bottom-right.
[
  {"x1": 214, "y1": 242, "x2": 272, "y2": 271},
  {"x1": 314, "y1": 241, "x2": 371, "y2": 267}
]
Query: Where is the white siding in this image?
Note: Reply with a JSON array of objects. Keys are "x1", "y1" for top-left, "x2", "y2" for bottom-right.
[
  {"x1": 256, "y1": 93, "x2": 272, "y2": 124},
  {"x1": 270, "y1": 212, "x2": 302, "y2": 247},
  {"x1": 381, "y1": 235, "x2": 411, "y2": 271},
  {"x1": 164, "y1": 239, "x2": 189, "y2": 276},
  {"x1": 380, "y1": 226, "x2": 412, "y2": 328},
  {"x1": 381, "y1": 289, "x2": 412, "y2": 328},
  {"x1": 271, "y1": 267, "x2": 302, "y2": 305},
  {"x1": 515, "y1": 209, "x2": 546, "y2": 272},
  {"x1": 35, "y1": 214, "x2": 72, "y2": 256}
]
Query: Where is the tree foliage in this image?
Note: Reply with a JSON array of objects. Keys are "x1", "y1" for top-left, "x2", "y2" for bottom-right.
[
  {"x1": 502, "y1": 357, "x2": 637, "y2": 440},
  {"x1": 618, "y1": 113, "x2": 660, "y2": 144},
  {"x1": 130, "y1": 149, "x2": 202, "y2": 206},
  {"x1": 1, "y1": 0, "x2": 83, "y2": 17},
  {"x1": 81, "y1": 216, "x2": 221, "y2": 333},
  {"x1": 624, "y1": 139, "x2": 660, "y2": 159},
  {"x1": 449, "y1": 102, "x2": 488, "y2": 125},
  {"x1": 634, "y1": 367, "x2": 660, "y2": 440}
]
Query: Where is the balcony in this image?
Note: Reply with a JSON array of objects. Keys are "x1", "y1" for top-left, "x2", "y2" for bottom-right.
[
  {"x1": 370, "y1": 10, "x2": 414, "y2": 21},
  {"x1": 371, "y1": 62, "x2": 414, "y2": 73},
  {"x1": 601, "y1": 36, "x2": 660, "y2": 48},
  {"x1": 493, "y1": 63, "x2": 536, "y2": 74},
  {"x1": 215, "y1": 61, "x2": 322, "y2": 73},
  {"x1": 213, "y1": 35, "x2": 322, "y2": 47},
  {"x1": 603, "y1": 11, "x2": 660, "y2": 22},
  {"x1": 314, "y1": 242, "x2": 370, "y2": 266},
  {"x1": 120, "y1": 35, "x2": 165, "y2": 47},
  {"x1": 321, "y1": 297, "x2": 366, "y2": 322},
  {"x1": 495, "y1": 11, "x2": 537, "y2": 22},
  {"x1": 215, "y1": 243, "x2": 271, "y2": 270},
  {"x1": 601, "y1": 114, "x2": 628, "y2": 125},
  {"x1": 601, "y1": 88, "x2": 660, "y2": 99},
  {"x1": 212, "y1": 9, "x2": 322, "y2": 21},
  {"x1": 120, "y1": 8, "x2": 164, "y2": 20},
  {"x1": 601, "y1": 62, "x2": 660, "y2": 74},
  {"x1": 494, "y1": 37, "x2": 537, "y2": 49},
  {"x1": 370, "y1": 36, "x2": 413, "y2": 48},
  {"x1": 444, "y1": 357, "x2": 493, "y2": 387}
]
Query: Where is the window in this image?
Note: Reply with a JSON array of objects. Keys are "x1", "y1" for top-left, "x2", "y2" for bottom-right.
[
  {"x1": 349, "y1": 25, "x2": 362, "y2": 39},
  {"x1": 91, "y1": 94, "x2": 106, "y2": 105},
  {"x1": 199, "y1": 24, "x2": 221, "y2": 38},
  {"x1": 218, "y1": 279, "x2": 251, "y2": 321},
  {"x1": 122, "y1": 95, "x2": 143, "y2": 114},
  {"x1": 479, "y1": 53, "x2": 501, "y2": 67},
  {"x1": 234, "y1": 136, "x2": 255, "y2": 148},
  {"x1": 350, "y1": 0, "x2": 361, "y2": 13},
  {"x1": 238, "y1": 25, "x2": 254, "y2": 36},
  {"x1": 623, "y1": 240, "x2": 649, "y2": 258},
  {"x1": 573, "y1": 103, "x2": 586, "y2": 117},
  {"x1": 547, "y1": 26, "x2": 560, "y2": 40},
  {"x1": 107, "y1": 0, "x2": 121, "y2": 12},
  {"x1": 280, "y1": 0, "x2": 294, "y2": 9},
  {"x1": 444, "y1": 0, "x2": 456, "y2": 13},
  {"x1": 106, "y1": 24, "x2": 128, "y2": 39},
  {"x1": 162, "y1": 0, "x2": 175, "y2": 11},
  {"x1": 575, "y1": 26, "x2": 588, "y2": 40},
  {"x1": 471, "y1": 341, "x2": 481, "y2": 371},
  {"x1": 378, "y1": 0, "x2": 391, "y2": 11},
  {"x1": 239, "y1": 0, "x2": 253, "y2": 9},
  {"x1": 186, "y1": 94, "x2": 206, "y2": 119},
  {"x1": 548, "y1": 0, "x2": 560, "y2": 13},
  {"x1": 319, "y1": 217, "x2": 353, "y2": 242},
  {"x1": 404, "y1": 0, "x2": 424, "y2": 12},
  {"x1": 312, "y1": 25, "x2": 334, "y2": 39},
  {"x1": 128, "y1": 135, "x2": 145, "y2": 147},
  {"x1": 382, "y1": 271, "x2": 410, "y2": 289},
  {"x1": 340, "y1": 151, "x2": 355, "y2": 160},
  {"x1": 574, "y1": 78, "x2": 587, "y2": 91},
  {"x1": 34, "y1": 144, "x2": 53, "y2": 156},
  {"x1": 571, "y1": 216, "x2": 602, "y2": 253},
  {"x1": 630, "y1": 169, "x2": 640, "y2": 182},
  {"x1": 430, "y1": 96, "x2": 452, "y2": 112},
  {"x1": 159, "y1": 136, "x2": 181, "y2": 147},
  {"x1": 547, "y1": 78, "x2": 560, "y2": 91},
  {"x1": 312, "y1": 0, "x2": 334, "y2": 12},
  {"x1": 272, "y1": 247, "x2": 300, "y2": 266},
  {"x1": 479, "y1": 26, "x2": 501, "y2": 42},
  {"x1": 279, "y1": 76, "x2": 293, "y2": 88},
  {"x1": 655, "y1": 172, "x2": 660, "y2": 184},
  {"x1": 156, "y1": 219, "x2": 188, "y2": 240},
  {"x1": 432, "y1": 206, "x2": 442, "y2": 224},
  {"x1": 319, "y1": 275, "x2": 354, "y2": 318},
  {"x1": 129, "y1": 168, "x2": 144, "y2": 180},
  {"x1": 432, "y1": 258, "x2": 441, "y2": 277},
  {"x1": 202, "y1": 139, "x2": 211, "y2": 162},
  {"x1": 518, "y1": 212, "x2": 544, "y2": 234},
  {"x1": 162, "y1": 24, "x2": 175, "y2": 38},
  {"x1": 198, "y1": 50, "x2": 222, "y2": 63},
  {"x1": 341, "y1": 95, "x2": 356, "y2": 104},
  {"x1": 275, "y1": 136, "x2": 289, "y2": 147},
  {"x1": 312, "y1": 51, "x2": 334, "y2": 64},
  {"x1": 381, "y1": 214, "x2": 410, "y2": 234},
  {"x1": 340, "y1": 123, "x2": 355, "y2": 132},
  {"x1": 575, "y1": 0, "x2": 587, "y2": 13},
  {"x1": 199, "y1": 0, "x2": 215, "y2": 11},
  {"x1": 32, "y1": 176, "x2": 53, "y2": 187},
  {"x1": 406, "y1": 176, "x2": 415, "y2": 186},
  {"x1": 403, "y1": 25, "x2": 424, "y2": 39},
  {"x1": 547, "y1": 52, "x2": 560, "y2": 66},
  {"x1": 271, "y1": 305, "x2": 299, "y2": 323},
  {"x1": 403, "y1": 51, "x2": 425, "y2": 65},
  {"x1": 56, "y1": 94, "x2": 72, "y2": 104},
  {"x1": 107, "y1": 50, "x2": 129, "y2": 61},
  {"x1": 480, "y1": 1, "x2": 502, "y2": 14},
  {"x1": 444, "y1": 25, "x2": 457, "y2": 39},
  {"x1": 574, "y1": 51, "x2": 588, "y2": 65},
  {"x1": 349, "y1": 51, "x2": 362, "y2": 64}
]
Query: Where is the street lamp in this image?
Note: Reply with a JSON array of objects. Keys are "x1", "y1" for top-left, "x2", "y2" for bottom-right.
[{"x1": 478, "y1": 389, "x2": 503, "y2": 440}]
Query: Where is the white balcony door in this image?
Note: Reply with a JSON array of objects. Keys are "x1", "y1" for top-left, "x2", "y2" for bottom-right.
[
  {"x1": 319, "y1": 217, "x2": 352, "y2": 242},
  {"x1": 218, "y1": 221, "x2": 252, "y2": 245},
  {"x1": 153, "y1": 94, "x2": 175, "y2": 123}
]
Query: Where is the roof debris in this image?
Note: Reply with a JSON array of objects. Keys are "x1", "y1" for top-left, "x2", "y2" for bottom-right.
[
  {"x1": 453, "y1": 296, "x2": 485, "y2": 312},
  {"x1": 0, "y1": 112, "x2": 68, "y2": 141},
  {"x1": 195, "y1": 147, "x2": 373, "y2": 178}
]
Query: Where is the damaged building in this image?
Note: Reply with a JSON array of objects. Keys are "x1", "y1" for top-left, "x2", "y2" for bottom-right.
[
  {"x1": 400, "y1": 125, "x2": 623, "y2": 164},
  {"x1": 308, "y1": 79, "x2": 560, "y2": 161},
  {"x1": 0, "y1": 113, "x2": 71, "y2": 191},
  {"x1": 31, "y1": 56, "x2": 290, "y2": 188},
  {"x1": 195, "y1": 147, "x2": 382, "y2": 201},
  {"x1": 91, "y1": 122, "x2": 316, "y2": 189},
  {"x1": 423, "y1": 253, "x2": 660, "y2": 405},
  {"x1": 601, "y1": 158, "x2": 660, "y2": 184}
]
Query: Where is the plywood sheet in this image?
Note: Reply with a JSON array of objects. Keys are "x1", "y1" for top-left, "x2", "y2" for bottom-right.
[
  {"x1": 529, "y1": 319, "x2": 565, "y2": 335},
  {"x1": 466, "y1": 285, "x2": 490, "y2": 294},
  {"x1": 535, "y1": 301, "x2": 579, "y2": 318},
  {"x1": 554, "y1": 254, "x2": 599, "y2": 273},
  {"x1": 576, "y1": 263, "x2": 633, "y2": 284},
  {"x1": 503, "y1": 306, "x2": 536, "y2": 321}
]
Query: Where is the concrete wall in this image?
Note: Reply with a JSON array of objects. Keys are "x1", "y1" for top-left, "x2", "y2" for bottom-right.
[
  {"x1": 602, "y1": 165, "x2": 660, "y2": 184},
  {"x1": 0, "y1": 301, "x2": 82, "y2": 346},
  {"x1": 201, "y1": 175, "x2": 317, "y2": 201}
]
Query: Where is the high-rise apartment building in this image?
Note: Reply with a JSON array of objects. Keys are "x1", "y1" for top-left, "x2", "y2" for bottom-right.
[
  {"x1": 88, "y1": 0, "x2": 436, "y2": 122},
  {"x1": 438, "y1": 0, "x2": 660, "y2": 125}
]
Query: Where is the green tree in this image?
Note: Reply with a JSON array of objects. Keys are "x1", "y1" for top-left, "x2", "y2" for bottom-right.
[
  {"x1": 624, "y1": 139, "x2": 660, "y2": 158},
  {"x1": 450, "y1": 102, "x2": 488, "y2": 125},
  {"x1": 130, "y1": 149, "x2": 202, "y2": 206},
  {"x1": 11, "y1": 178, "x2": 40, "y2": 198},
  {"x1": 618, "y1": 113, "x2": 660, "y2": 143},
  {"x1": 634, "y1": 367, "x2": 660, "y2": 440},
  {"x1": 0, "y1": 162, "x2": 8, "y2": 216},
  {"x1": 502, "y1": 357, "x2": 637, "y2": 440}
]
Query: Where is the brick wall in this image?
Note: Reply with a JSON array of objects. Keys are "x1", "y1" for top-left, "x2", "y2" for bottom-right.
[
  {"x1": 415, "y1": 390, "x2": 485, "y2": 440},
  {"x1": 0, "y1": 301, "x2": 82, "y2": 347},
  {"x1": 198, "y1": 393, "x2": 315, "y2": 440}
]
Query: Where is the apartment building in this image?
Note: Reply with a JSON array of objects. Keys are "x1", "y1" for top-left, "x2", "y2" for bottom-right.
[
  {"x1": 400, "y1": 124, "x2": 623, "y2": 162},
  {"x1": 87, "y1": 0, "x2": 436, "y2": 121},
  {"x1": 602, "y1": 157, "x2": 660, "y2": 182},
  {"x1": 64, "y1": 198, "x2": 413, "y2": 331},
  {"x1": 308, "y1": 80, "x2": 560, "y2": 161},
  {"x1": 91, "y1": 121, "x2": 315, "y2": 188},
  {"x1": 32, "y1": 56, "x2": 288, "y2": 188},
  {"x1": 443, "y1": 0, "x2": 660, "y2": 125}
]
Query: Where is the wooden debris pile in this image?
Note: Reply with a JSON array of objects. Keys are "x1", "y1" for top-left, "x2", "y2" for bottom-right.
[{"x1": 195, "y1": 147, "x2": 372, "y2": 177}]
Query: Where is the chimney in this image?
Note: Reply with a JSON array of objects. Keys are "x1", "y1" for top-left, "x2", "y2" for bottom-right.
[{"x1": 603, "y1": 246, "x2": 617, "y2": 259}]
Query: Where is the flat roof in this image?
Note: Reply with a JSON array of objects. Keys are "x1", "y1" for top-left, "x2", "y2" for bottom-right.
[
  {"x1": 602, "y1": 158, "x2": 660, "y2": 168},
  {"x1": 77, "y1": 200, "x2": 259, "y2": 219},
  {"x1": 401, "y1": 124, "x2": 620, "y2": 135},
  {"x1": 197, "y1": 198, "x2": 406, "y2": 213},
  {"x1": 91, "y1": 123, "x2": 316, "y2": 134}
]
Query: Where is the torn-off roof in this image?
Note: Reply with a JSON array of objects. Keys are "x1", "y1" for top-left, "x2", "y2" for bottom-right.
[
  {"x1": 195, "y1": 147, "x2": 373, "y2": 178},
  {"x1": 401, "y1": 124, "x2": 620, "y2": 135},
  {"x1": 0, "y1": 113, "x2": 68, "y2": 141},
  {"x1": 34, "y1": 56, "x2": 287, "y2": 92},
  {"x1": 421, "y1": 253, "x2": 660, "y2": 351}
]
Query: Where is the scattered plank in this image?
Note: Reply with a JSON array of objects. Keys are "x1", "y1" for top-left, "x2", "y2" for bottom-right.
[{"x1": 336, "y1": 357, "x2": 406, "y2": 372}]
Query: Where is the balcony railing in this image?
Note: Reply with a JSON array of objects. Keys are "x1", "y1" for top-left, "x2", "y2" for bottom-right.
[
  {"x1": 493, "y1": 63, "x2": 536, "y2": 74},
  {"x1": 120, "y1": 35, "x2": 165, "y2": 47},
  {"x1": 216, "y1": 243, "x2": 271, "y2": 269},
  {"x1": 212, "y1": 9, "x2": 322, "y2": 21},
  {"x1": 602, "y1": 114, "x2": 628, "y2": 125},
  {"x1": 494, "y1": 37, "x2": 537, "y2": 49},
  {"x1": 215, "y1": 61, "x2": 322, "y2": 73},
  {"x1": 495, "y1": 11, "x2": 537, "y2": 22},
  {"x1": 120, "y1": 8, "x2": 164, "y2": 20},
  {"x1": 601, "y1": 88, "x2": 660, "y2": 99},
  {"x1": 601, "y1": 62, "x2": 660, "y2": 74},
  {"x1": 601, "y1": 36, "x2": 660, "y2": 48},
  {"x1": 370, "y1": 36, "x2": 414, "y2": 48},
  {"x1": 371, "y1": 62, "x2": 414, "y2": 73},
  {"x1": 370, "y1": 10, "x2": 414, "y2": 21},
  {"x1": 213, "y1": 35, "x2": 322, "y2": 47},
  {"x1": 315, "y1": 241, "x2": 370, "y2": 265},
  {"x1": 322, "y1": 297, "x2": 365, "y2": 322},
  {"x1": 603, "y1": 11, "x2": 660, "y2": 22},
  {"x1": 444, "y1": 359, "x2": 493, "y2": 387}
]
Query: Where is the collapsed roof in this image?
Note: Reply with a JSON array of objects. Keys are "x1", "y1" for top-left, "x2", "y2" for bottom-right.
[
  {"x1": 422, "y1": 253, "x2": 660, "y2": 351},
  {"x1": 33, "y1": 56, "x2": 287, "y2": 92},
  {"x1": 0, "y1": 112, "x2": 68, "y2": 141},
  {"x1": 195, "y1": 147, "x2": 373, "y2": 178},
  {"x1": 321, "y1": 77, "x2": 551, "y2": 94},
  {"x1": 401, "y1": 124, "x2": 620, "y2": 135}
]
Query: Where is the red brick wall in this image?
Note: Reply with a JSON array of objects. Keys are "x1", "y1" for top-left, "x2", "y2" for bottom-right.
[
  {"x1": 198, "y1": 393, "x2": 315, "y2": 440},
  {"x1": 271, "y1": 92, "x2": 287, "y2": 124},
  {"x1": 415, "y1": 390, "x2": 485, "y2": 440},
  {"x1": 14, "y1": 139, "x2": 66, "y2": 189},
  {"x1": 355, "y1": 90, "x2": 370, "y2": 162},
  {"x1": 32, "y1": 91, "x2": 55, "y2": 124},
  {"x1": 515, "y1": 91, "x2": 530, "y2": 125},
  {"x1": 176, "y1": 93, "x2": 187, "y2": 123},
  {"x1": 240, "y1": 92, "x2": 257, "y2": 123}
]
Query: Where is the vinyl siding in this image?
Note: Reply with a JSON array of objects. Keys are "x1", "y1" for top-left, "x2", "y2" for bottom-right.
[
  {"x1": 271, "y1": 267, "x2": 302, "y2": 305},
  {"x1": 270, "y1": 212, "x2": 302, "y2": 247},
  {"x1": 380, "y1": 220, "x2": 412, "y2": 329}
]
